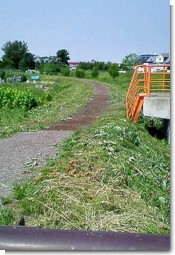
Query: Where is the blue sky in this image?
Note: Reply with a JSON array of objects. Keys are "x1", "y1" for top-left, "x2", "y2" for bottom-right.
[{"x1": 0, "y1": 0, "x2": 170, "y2": 62}]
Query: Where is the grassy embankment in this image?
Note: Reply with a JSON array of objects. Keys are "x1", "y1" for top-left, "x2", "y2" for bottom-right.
[{"x1": 0, "y1": 72, "x2": 170, "y2": 234}]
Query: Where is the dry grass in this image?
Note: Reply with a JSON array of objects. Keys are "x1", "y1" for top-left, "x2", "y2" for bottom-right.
[{"x1": 18, "y1": 171, "x2": 169, "y2": 234}]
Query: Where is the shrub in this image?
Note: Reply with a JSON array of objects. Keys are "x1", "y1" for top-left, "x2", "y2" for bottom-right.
[
  {"x1": 91, "y1": 67, "x2": 99, "y2": 78},
  {"x1": 75, "y1": 68, "x2": 86, "y2": 78},
  {"x1": 108, "y1": 64, "x2": 119, "y2": 79},
  {"x1": 44, "y1": 63, "x2": 61, "y2": 75},
  {"x1": 61, "y1": 66, "x2": 70, "y2": 77}
]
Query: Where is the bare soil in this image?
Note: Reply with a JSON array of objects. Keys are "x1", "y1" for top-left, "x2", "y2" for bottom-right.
[{"x1": 48, "y1": 80, "x2": 110, "y2": 130}]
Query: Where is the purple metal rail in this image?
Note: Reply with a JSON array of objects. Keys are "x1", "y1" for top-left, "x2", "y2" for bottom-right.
[{"x1": 0, "y1": 226, "x2": 170, "y2": 251}]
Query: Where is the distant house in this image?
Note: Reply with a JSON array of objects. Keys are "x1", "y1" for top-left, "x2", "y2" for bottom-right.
[
  {"x1": 155, "y1": 53, "x2": 170, "y2": 64},
  {"x1": 68, "y1": 61, "x2": 80, "y2": 70},
  {"x1": 152, "y1": 53, "x2": 170, "y2": 71},
  {"x1": 145, "y1": 55, "x2": 156, "y2": 64},
  {"x1": 138, "y1": 54, "x2": 155, "y2": 64},
  {"x1": 164, "y1": 57, "x2": 170, "y2": 64},
  {"x1": 136, "y1": 53, "x2": 170, "y2": 73},
  {"x1": 138, "y1": 53, "x2": 170, "y2": 66}
]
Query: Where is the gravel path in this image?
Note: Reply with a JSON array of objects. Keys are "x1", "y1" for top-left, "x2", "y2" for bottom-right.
[
  {"x1": 0, "y1": 80, "x2": 110, "y2": 198},
  {"x1": 0, "y1": 131, "x2": 73, "y2": 197}
]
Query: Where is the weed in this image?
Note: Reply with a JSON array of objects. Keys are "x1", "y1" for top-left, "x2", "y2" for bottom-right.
[
  {"x1": 1, "y1": 197, "x2": 13, "y2": 205},
  {"x1": 0, "y1": 208, "x2": 14, "y2": 225}
]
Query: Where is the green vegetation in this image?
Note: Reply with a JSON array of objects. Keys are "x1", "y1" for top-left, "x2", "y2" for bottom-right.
[
  {"x1": 75, "y1": 68, "x2": 86, "y2": 78},
  {"x1": 56, "y1": 49, "x2": 70, "y2": 66},
  {"x1": 0, "y1": 208, "x2": 14, "y2": 225},
  {"x1": 0, "y1": 72, "x2": 170, "y2": 234},
  {"x1": 0, "y1": 76, "x2": 93, "y2": 137},
  {"x1": 1, "y1": 41, "x2": 35, "y2": 70},
  {"x1": 0, "y1": 70, "x2": 6, "y2": 79},
  {"x1": 61, "y1": 66, "x2": 71, "y2": 77},
  {"x1": 122, "y1": 53, "x2": 141, "y2": 71},
  {"x1": 0, "y1": 40, "x2": 141, "y2": 80},
  {"x1": 0, "y1": 87, "x2": 40, "y2": 110},
  {"x1": 91, "y1": 67, "x2": 99, "y2": 78},
  {"x1": 43, "y1": 63, "x2": 61, "y2": 75},
  {"x1": 108, "y1": 63, "x2": 119, "y2": 79},
  {"x1": 78, "y1": 61, "x2": 112, "y2": 71}
]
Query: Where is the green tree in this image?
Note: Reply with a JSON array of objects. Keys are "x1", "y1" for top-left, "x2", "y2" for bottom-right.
[
  {"x1": 1, "y1": 57, "x2": 14, "y2": 69},
  {"x1": 23, "y1": 52, "x2": 35, "y2": 70},
  {"x1": 1, "y1": 41, "x2": 29, "y2": 69},
  {"x1": 0, "y1": 70, "x2": 6, "y2": 80},
  {"x1": 108, "y1": 64, "x2": 119, "y2": 79},
  {"x1": 56, "y1": 49, "x2": 70, "y2": 66},
  {"x1": 79, "y1": 61, "x2": 94, "y2": 70},
  {"x1": 122, "y1": 53, "x2": 140, "y2": 71},
  {"x1": 91, "y1": 67, "x2": 99, "y2": 78},
  {"x1": 19, "y1": 59, "x2": 28, "y2": 71},
  {"x1": 1, "y1": 41, "x2": 35, "y2": 70},
  {"x1": 119, "y1": 63, "x2": 128, "y2": 71}
]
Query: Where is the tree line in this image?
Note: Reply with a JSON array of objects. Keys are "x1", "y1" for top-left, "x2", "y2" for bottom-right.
[{"x1": 0, "y1": 40, "x2": 140, "y2": 80}]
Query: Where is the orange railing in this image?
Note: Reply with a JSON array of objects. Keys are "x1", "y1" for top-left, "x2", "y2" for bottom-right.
[{"x1": 126, "y1": 64, "x2": 170, "y2": 122}]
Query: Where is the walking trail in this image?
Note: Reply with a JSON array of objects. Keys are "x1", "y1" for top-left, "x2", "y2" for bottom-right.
[{"x1": 0, "y1": 80, "x2": 110, "y2": 197}]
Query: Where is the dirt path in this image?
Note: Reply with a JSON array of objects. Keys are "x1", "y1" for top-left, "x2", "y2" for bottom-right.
[
  {"x1": 48, "y1": 80, "x2": 110, "y2": 130},
  {"x1": 0, "y1": 80, "x2": 110, "y2": 198}
]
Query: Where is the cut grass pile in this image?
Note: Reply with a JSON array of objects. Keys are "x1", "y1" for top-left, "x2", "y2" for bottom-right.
[
  {"x1": 0, "y1": 73, "x2": 170, "y2": 234},
  {"x1": 10, "y1": 172, "x2": 168, "y2": 233}
]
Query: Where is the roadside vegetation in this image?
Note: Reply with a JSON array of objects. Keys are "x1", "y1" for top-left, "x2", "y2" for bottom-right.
[
  {"x1": 0, "y1": 72, "x2": 170, "y2": 234},
  {"x1": 0, "y1": 77, "x2": 92, "y2": 137}
]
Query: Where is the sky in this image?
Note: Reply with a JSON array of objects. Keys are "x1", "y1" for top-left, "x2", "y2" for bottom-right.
[{"x1": 0, "y1": 0, "x2": 170, "y2": 62}]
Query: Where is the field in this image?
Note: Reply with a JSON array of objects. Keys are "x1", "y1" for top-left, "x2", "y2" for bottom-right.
[{"x1": 0, "y1": 72, "x2": 170, "y2": 234}]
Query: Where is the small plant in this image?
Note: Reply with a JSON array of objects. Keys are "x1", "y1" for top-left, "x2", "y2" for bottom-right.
[
  {"x1": 144, "y1": 117, "x2": 163, "y2": 130},
  {"x1": 45, "y1": 93, "x2": 52, "y2": 101},
  {"x1": 144, "y1": 117, "x2": 167, "y2": 139},
  {"x1": 1, "y1": 196, "x2": 13, "y2": 205},
  {"x1": 0, "y1": 208, "x2": 14, "y2": 225}
]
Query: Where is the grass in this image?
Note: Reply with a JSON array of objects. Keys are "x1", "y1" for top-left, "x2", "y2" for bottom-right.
[
  {"x1": 0, "y1": 76, "x2": 93, "y2": 137},
  {"x1": 0, "y1": 72, "x2": 170, "y2": 234}
]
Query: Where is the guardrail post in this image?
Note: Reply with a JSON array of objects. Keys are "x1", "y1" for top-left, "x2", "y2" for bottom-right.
[
  {"x1": 147, "y1": 65, "x2": 151, "y2": 95},
  {"x1": 143, "y1": 65, "x2": 147, "y2": 93}
]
